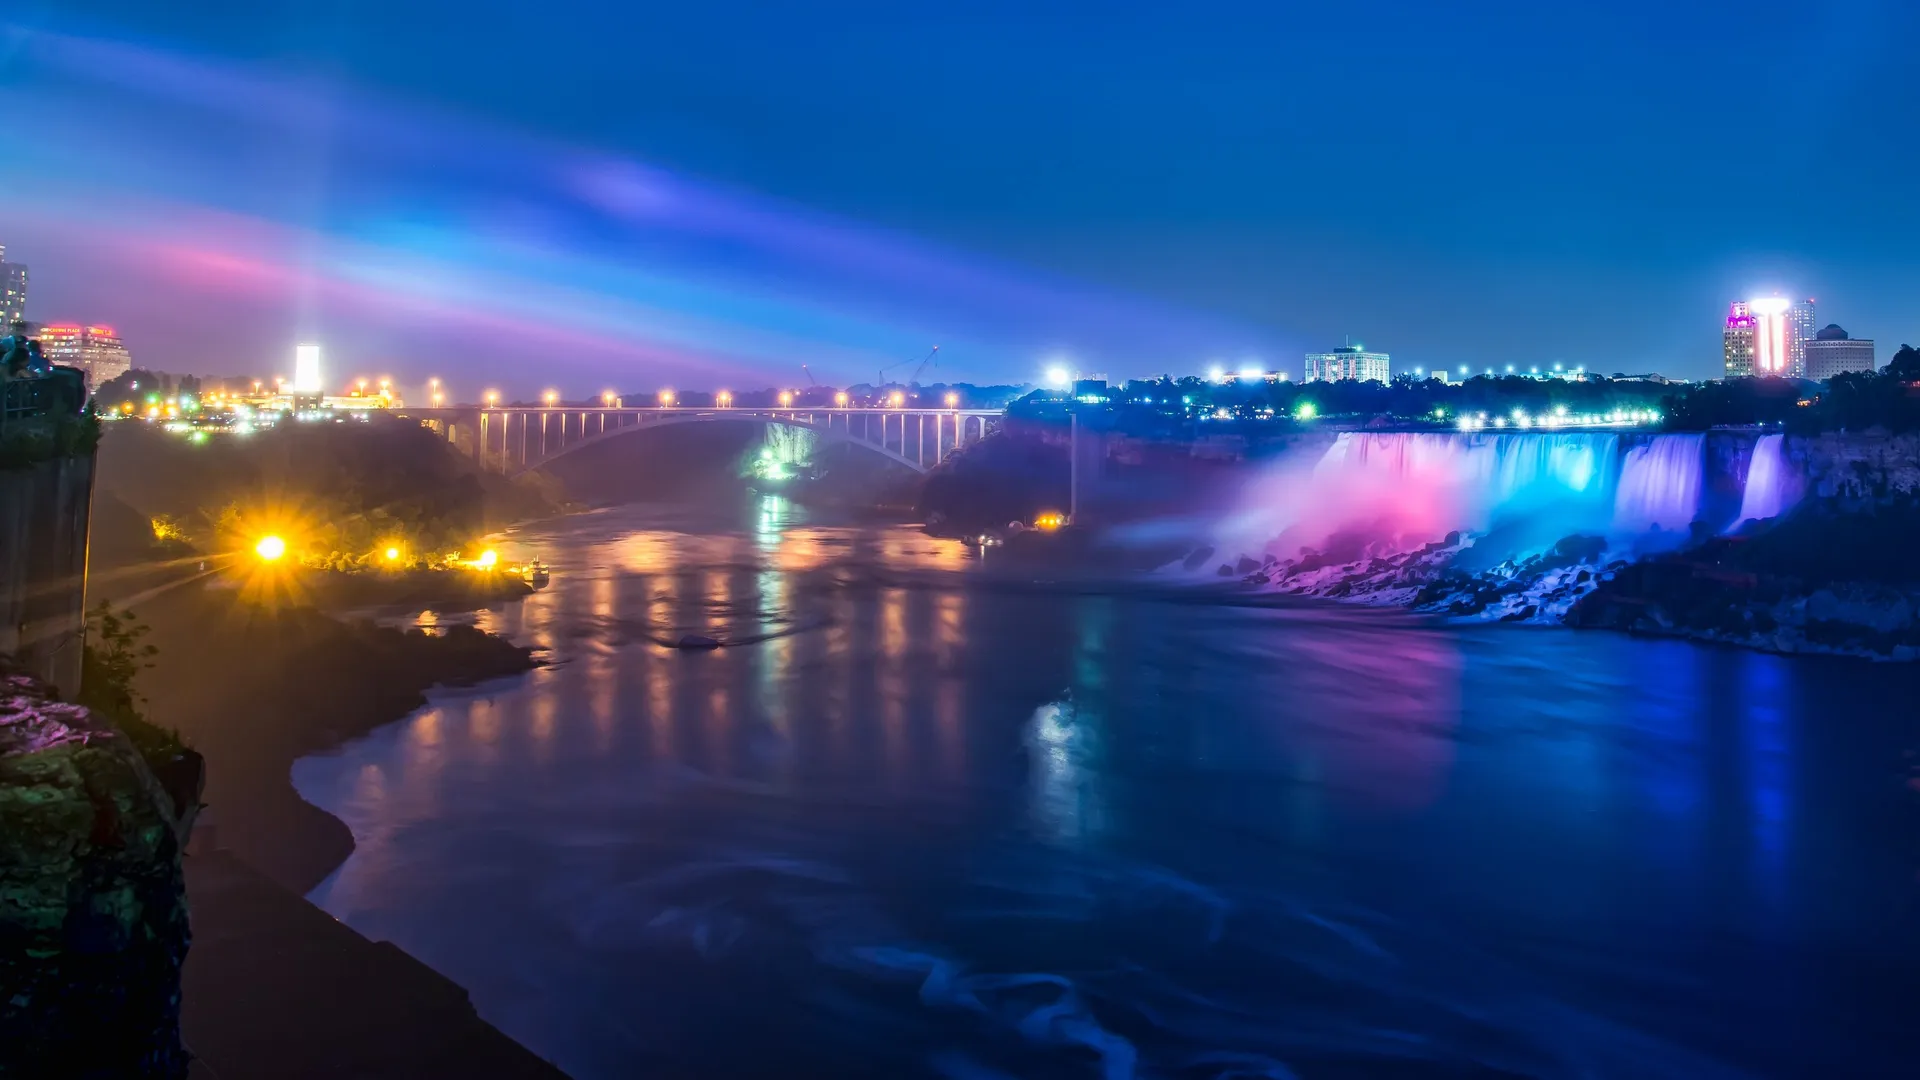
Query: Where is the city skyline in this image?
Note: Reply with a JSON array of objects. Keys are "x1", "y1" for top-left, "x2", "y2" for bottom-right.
[{"x1": 2, "y1": 5, "x2": 1917, "y2": 392}]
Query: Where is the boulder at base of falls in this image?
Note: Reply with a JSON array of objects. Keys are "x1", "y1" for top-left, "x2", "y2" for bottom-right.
[{"x1": 1, "y1": 668, "x2": 193, "y2": 1078}]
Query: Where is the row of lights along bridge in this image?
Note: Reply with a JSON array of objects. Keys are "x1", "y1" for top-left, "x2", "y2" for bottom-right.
[{"x1": 460, "y1": 387, "x2": 961, "y2": 410}]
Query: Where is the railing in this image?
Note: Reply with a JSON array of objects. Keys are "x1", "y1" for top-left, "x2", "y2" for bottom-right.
[{"x1": 0, "y1": 370, "x2": 87, "y2": 438}]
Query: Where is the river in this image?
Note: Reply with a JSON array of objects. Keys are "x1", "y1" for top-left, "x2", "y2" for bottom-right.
[{"x1": 295, "y1": 497, "x2": 1920, "y2": 1080}]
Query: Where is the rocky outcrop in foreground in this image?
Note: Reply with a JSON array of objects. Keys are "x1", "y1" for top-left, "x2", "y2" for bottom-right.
[{"x1": 1, "y1": 669, "x2": 193, "y2": 1078}]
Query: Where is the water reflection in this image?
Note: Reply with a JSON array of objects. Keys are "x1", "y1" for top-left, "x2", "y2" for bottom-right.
[{"x1": 296, "y1": 499, "x2": 1920, "y2": 1080}]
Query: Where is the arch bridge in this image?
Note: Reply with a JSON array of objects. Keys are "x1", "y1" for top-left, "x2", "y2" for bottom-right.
[{"x1": 396, "y1": 406, "x2": 1002, "y2": 477}]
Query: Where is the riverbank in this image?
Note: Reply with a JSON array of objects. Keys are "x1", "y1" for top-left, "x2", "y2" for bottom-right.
[
  {"x1": 132, "y1": 584, "x2": 539, "y2": 893},
  {"x1": 300, "y1": 564, "x2": 537, "y2": 613}
]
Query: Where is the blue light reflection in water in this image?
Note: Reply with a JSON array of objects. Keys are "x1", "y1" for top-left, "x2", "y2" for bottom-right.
[{"x1": 297, "y1": 499, "x2": 1920, "y2": 1080}]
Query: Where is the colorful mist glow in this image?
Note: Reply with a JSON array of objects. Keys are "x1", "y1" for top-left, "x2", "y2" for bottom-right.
[
  {"x1": 1220, "y1": 432, "x2": 1790, "y2": 565},
  {"x1": 0, "y1": 28, "x2": 1270, "y2": 394}
]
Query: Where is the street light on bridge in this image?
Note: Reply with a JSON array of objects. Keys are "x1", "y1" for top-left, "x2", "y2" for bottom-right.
[
  {"x1": 716, "y1": 390, "x2": 732, "y2": 407},
  {"x1": 834, "y1": 391, "x2": 848, "y2": 407},
  {"x1": 778, "y1": 390, "x2": 793, "y2": 407},
  {"x1": 889, "y1": 391, "x2": 905, "y2": 407},
  {"x1": 484, "y1": 389, "x2": 499, "y2": 407},
  {"x1": 601, "y1": 390, "x2": 616, "y2": 407},
  {"x1": 543, "y1": 389, "x2": 559, "y2": 407},
  {"x1": 659, "y1": 389, "x2": 676, "y2": 407},
  {"x1": 945, "y1": 392, "x2": 959, "y2": 408}
]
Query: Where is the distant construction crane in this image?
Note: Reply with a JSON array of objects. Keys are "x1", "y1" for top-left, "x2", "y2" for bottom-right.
[
  {"x1": 878, "y1": 345, "x2": 939, "y2": 389},
  {"x1": 801, "y1": 364, "x2": 819, "y2": 387}
]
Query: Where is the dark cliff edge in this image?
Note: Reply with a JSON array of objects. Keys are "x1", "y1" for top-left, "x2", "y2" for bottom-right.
[{"x1": 1, "y1": 666, "x2": 194, "y2": 1078}]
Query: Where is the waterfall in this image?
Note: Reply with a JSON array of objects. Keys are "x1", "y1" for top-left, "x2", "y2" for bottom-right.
[
  {"x1": 1734, "y1": 434, "x2": 1793, "y2": 525},
  {"x1": 1611, "y1": 434, "x2": 1705, "y2": 534},
  {"x1": 762, "y1": 425, "x2": 814, "y2": 465},
  {"x1": 744, "y1": 424, "x2": 816, "y2": 480}
]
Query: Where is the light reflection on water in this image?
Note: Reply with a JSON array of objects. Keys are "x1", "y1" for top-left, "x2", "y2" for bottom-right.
[{"x1": 301, "y1": 498, "x2": 1919, "y2": 1080}]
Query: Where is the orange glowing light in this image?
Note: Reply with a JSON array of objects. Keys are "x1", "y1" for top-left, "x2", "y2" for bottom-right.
[
  {"x1": 834, "y1": 391, "x2": 849, "y2": 406},
  {"x1": 945, "y1": 392, "x2": 959, "y2": 407},
  {"x1": 659, "y1": 390, "x2": 676, "y2": 406}
]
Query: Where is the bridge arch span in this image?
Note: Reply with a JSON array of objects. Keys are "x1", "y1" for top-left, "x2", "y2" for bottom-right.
[{"x1": 522, "y1": 411, "x2": 932, "y2": 476}]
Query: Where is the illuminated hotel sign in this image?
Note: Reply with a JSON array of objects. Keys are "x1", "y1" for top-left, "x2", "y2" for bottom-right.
[
  {"x1": 293, "y1": 343, "x2": 322, "y2": 394},
  {"x1": 1748, "y1": 297, "x2": 1790, "y2": 374}
]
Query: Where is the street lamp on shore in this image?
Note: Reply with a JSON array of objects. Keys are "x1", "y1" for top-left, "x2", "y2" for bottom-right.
[
  {"x1": 659, "y1": 389, "x2": 676, "y2": 407},
  {"x1": 778, "y1": 390, "x2": 794, "y2": 407},
  {"x1": 484, "y1": 390, "x2": 499, "y2": 407},
  {"x1": 543, "y1": 389, "x2": 559, "y2": 407},
  {"x1": 601, "y1": 390, "x2": 616, "y2": 407},
  {"x1": 945, "y1": 392, "x2": 959, "y2": 408},
  {"x1": 834, "y1": 391, "x2": 848, "y2": 407},
  {"x1": 716, "y1": 390, "x2": 732, "y2": 407}
]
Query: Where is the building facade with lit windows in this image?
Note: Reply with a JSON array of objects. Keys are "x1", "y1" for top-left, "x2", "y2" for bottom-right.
[
  {"x1": 38, "y1": 324, "x2": 132, "y2": 387},
  {"x1": 1788, "y1": 299, "x2": 1816, "y2": 376},
  {"x1": 1304, "y1": 344, "x2": 1390, "y2": 383},
  {"x1": 0, "y1": 246, "x2": 26, "y2": 327},
  {"x1": 1803, "y1": 324, "x2": 1875, "y2": 381},
  {"x1": 1723, "y1": 302, "x2": 1757, "y2": 376}
]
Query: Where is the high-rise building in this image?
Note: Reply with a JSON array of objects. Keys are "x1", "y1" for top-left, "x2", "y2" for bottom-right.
[
  {"x1": 1723, "y1": 302, "x2": 1757, "y2": 377},
  {"x1": 0, "y1": 245, "x2": 27, "y2": 328},
  {"x1": 1788, "y1": 299, "x2": 1816, "y2": 376},
  {"x1": 38, "y1": 324, "x2": 132, "y2": 387},
  {"x1": 1304, "y1": 344, "x2": 1390, "y2": 383},
  {"x1": 1803, "y1": 324, "x2": 1876, "y2": 381}
]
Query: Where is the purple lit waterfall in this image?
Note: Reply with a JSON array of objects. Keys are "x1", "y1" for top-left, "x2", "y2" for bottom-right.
[
  {"x1": 1611, "y1": 435, "x2": 1705, "y2": 534},
  {"x1": 1224, "y1": 432, "x2": 1706, "y2": 563},
  {"x1": 1733, "y1": 434, "x2": 1794, "y2": 525}
]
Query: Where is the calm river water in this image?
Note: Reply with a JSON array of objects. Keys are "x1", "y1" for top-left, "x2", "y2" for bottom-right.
[{"x1": 296, "y1": 498, "x2": 1920, "y2": 1080}]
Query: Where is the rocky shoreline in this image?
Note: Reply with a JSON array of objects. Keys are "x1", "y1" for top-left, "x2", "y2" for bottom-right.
[{"x1": 1220, "y1": 499, "x2": 1920, "y2": 662}]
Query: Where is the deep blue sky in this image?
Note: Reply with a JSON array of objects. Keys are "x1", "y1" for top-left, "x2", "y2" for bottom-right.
[{"x1": 4, "y1": 0, "x2": 1917, "y2": 392}]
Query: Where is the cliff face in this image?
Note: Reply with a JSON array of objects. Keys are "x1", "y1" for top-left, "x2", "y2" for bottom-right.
[
  {"x1": 1790, "y1": 431, "x2": 1920, "y2": 500},
  {"x1": 0, "y1": 669, "x2": 192, "y2": 1079}
]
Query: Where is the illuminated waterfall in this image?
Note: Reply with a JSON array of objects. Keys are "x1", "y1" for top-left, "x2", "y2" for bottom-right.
[
  {"x1": 1304, "y1": 432, "x2": 1621, "y2": 539},
  {"x1": 1230, "y1": 431, "x2": 1713, "y2": 562},
  {"x1": 745, "y1": 424, "x2": 817, "y2": 482},
  {"x1": 1733, "y1": 434, "x2": 1792, "y2": 525},
  {"x1": 1611, "y1": 434, "x2": 1705, "y2": 534}
]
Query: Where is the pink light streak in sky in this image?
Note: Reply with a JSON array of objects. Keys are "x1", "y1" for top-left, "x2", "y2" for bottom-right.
[{"x1": 0, "y1": 27, "x2": 1272, "y2": 397}]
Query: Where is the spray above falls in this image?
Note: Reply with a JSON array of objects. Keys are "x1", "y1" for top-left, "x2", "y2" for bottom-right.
[{"x1": 1223, "y1": 431, "x2": 1790, "y2": 566}]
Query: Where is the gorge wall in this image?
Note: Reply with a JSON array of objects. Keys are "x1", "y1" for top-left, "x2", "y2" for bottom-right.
[{"x1": 0, "y1": 455, "x2": 95, "y2": 697}]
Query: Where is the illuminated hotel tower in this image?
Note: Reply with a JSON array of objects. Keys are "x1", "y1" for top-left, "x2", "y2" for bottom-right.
[
  {"x1": 1725, "y1": 297, "x2": 1806, "y2": 377},
  {"x1": 1723, "y1": 303, "x2": 1757, "y2": 377}
]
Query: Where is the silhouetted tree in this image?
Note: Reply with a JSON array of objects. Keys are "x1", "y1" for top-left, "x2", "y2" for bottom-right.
[{"x1": 1886, "y1": 344, "x2": 1920, "y2": 382}]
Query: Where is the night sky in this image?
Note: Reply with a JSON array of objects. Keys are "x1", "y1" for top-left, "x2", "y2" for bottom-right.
[{"x1": 3, "y1": 1, "x2": 1916, "y2": 398}]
